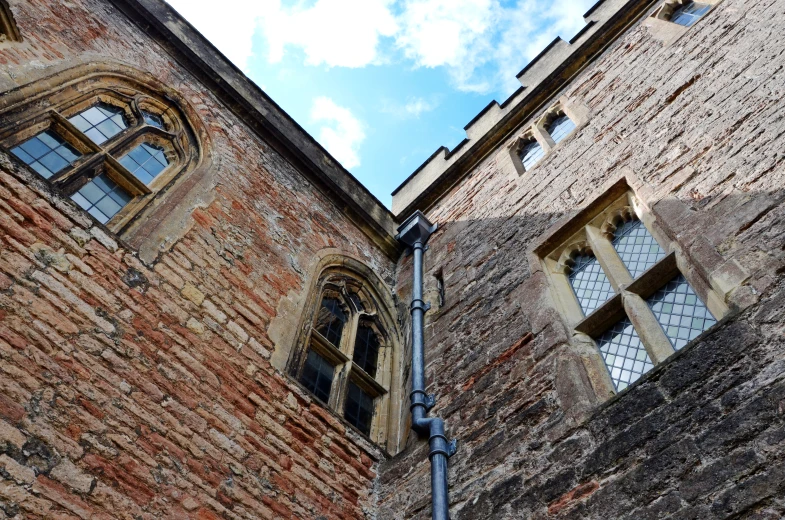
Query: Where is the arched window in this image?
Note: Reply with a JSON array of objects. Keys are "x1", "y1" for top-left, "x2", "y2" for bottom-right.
[
  {"x1": 545, "y1": 113, "x2": 576, "y2": 144},
  {"x1": 519, "y1": 139, "x2": 544, "y2": 171},
  {"x1": 289, "y1": 265, "x2": 400, "y2": 445},
  {"x1": 0, "y1": 70, "x2": 200, "y2": 233},
  {"x1": 567, "y1": 250, "x2": 615, "y2": 315}
]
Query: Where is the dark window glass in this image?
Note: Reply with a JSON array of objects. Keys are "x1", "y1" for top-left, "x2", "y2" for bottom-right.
[
  {"x1": 70, "y1": 173, "x2": 131, "y2": 224},
  {"x1": 612, "y1": 220, "x2": 666, "y2": 278},
  {"x1": 118, "y1": 143, "x2": 169, "y2": 185},
  {"x1": 647, "y1": 274, "x2": 716, "y2": 350},
  {"x1": 314, "y1": 297, "x2": 347, "y2": 346},
  {"x1": 68, "y1": 103, "x2": 128, "y2": 145},
  {"x1": 348, "y1": 293, "x2": 365, "y2": 312},
  {"x1": 671, "y1": 1, "x2": 710, "y2": 26},
  {"x1": 10, "y1": 130, "x2": 81, "y2": 179},
  {"x1": 344, "y1": 382, "x2": 374, "y2": 436},
  {"x1": 142, "y1": 111, "x2": 165, "y2": 129},
  {"x1": 519, "y1": 140, "x2": 544, "y2": 170},
  {"x1": 596, "y1": 317, "x2": 654, "y2": 392},
  {"x1": 353, "y1": 325, "x2": 379, "y2": 377},
  {"x1": 568, "y1": 254, "x2": 615, "y2": 315},
  {"x1": 547, "y1": 115, "x2": 576, "y2": 144},
  {"x1": 300, "y1": 350, "x2": 334, "y2": 403}
]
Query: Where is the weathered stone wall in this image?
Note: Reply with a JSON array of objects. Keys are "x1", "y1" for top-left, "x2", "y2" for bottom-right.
[
  {"x1": 0, "y1": 0, "x2": 397, "y2": 518},
  {"x1": 380, "y1": 0, "x2": 785, "y2": 517}
]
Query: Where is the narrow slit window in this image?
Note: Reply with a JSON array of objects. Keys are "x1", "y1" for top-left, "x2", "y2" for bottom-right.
[
  {"x1": 314, "y1": 297, "x2": 347, "y2": 346},
  {"x1": 344, "y1": 382, "x2": 374, "y2": 436},
  {"x1": 10, "y1": 130, "x2": 81, "y2": 179},
  {"x1": 647, "y1": 274, "x2": 716, "y2": 350},
  {"x1": 547, "y1": 115, "x2": 576, "y2": 144},
  {"x1": 671, "y1": 1, "x2": 710, "y2": 26},
  {"x1": 118, "y1": 143, "x2": 169, "y2": 185},
  {"x1": 68, "y1": 104, "x2": 128, "y2": 145},
  {"x1": 300, "y1": 350, "x2": 334, "y2": 403},
  {"x1": 612, "y1": 220, "x2": 666, "y2": 278},
  {"x1": 70, "y1": 174, "x2": 131, "y2": 224},
  {"x1": 353, "y1": 325, "x2": 380, "y2": 377},
  {"x1": 568, "y1": 254, "x2": 615, "y2": 315},
  {"x1": 596, "y1": 317, "x2": 654, "y2": 392},
  {"x1": 520, "y1": 140, "x2": 544, "y2": 170}
]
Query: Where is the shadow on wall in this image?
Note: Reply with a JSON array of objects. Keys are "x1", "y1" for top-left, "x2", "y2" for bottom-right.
[{"x1": 384, "y1": 185, "x2": 785, "y2": 520}]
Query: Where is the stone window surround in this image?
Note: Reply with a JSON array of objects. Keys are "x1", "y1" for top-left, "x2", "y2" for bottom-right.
[
  {"x1": 0, "y1": 0, "x2": 20, "y2": 43},
  {"x1": 529, "y1": 175, "x2": 752, "y2": 402},
  {"x1": 279, "y1": 254, "x2": 404, "y2": 453},
  {"x1": 0, "y1": 79, "x2": 197, "y2": 235},
  {"x1": 643, "y1": 0, "x2": 722, "y2": 45},
  {"x1": 508, "y1": 97, "x2": 590, "y2": 176}
]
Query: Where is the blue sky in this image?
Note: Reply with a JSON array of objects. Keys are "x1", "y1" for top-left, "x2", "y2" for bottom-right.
[{"x1": 165, "y1": 0, "x2": 596, "y2": 207}]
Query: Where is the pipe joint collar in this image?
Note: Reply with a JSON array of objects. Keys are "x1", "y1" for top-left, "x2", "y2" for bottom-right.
[
  {"x1": 410, "y1": 390, "x2": 436, "y2": 411},
  {"x1": 410, "y1": 299, "x2": 432, "y2": 314}
]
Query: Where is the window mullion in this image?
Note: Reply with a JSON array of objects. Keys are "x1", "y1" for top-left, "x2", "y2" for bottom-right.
[
  {"x1": 620, "y1": 290, "x2": 675, "y2": 364},
  {"x1": 585, "y1": 224, "x2": 633, "y2": 292}
]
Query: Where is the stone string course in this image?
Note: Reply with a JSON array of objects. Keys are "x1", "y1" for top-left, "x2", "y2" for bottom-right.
[{"x1": 379, "y1": 0, "x2": 785, "y2": 517}]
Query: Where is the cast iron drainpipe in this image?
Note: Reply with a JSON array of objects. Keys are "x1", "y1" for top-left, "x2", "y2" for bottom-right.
[{"x1": 396, "y1": 211, "x2": 457, "y2": 520}]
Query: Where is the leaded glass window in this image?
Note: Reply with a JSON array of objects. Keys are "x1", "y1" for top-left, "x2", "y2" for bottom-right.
[
  {"x1": 344, "y1": 382, "x2": 374, "y2": 436},
  {"x1": 118, "y1": 143, "x2": 169, "y2": 185},
  {"x1": 293, "y1": 275, "x2": 395, "y2": 444},
  {"x1": 612, "y1": 219, "x2": 666, "y2": 278},
  {"x1": 520, "y1": 140, "x2": 544, "y2": 170},
  {"x1": 569, "y1": 254, "x2": 615, "y2": 315},
  {"x1": 542, "y1": 192, "x2": 726, "y2": 397},
  {"x1": 68, "y1": 104, "x2": 128, "y2": 145},
  {"x1": 10, "y1": 131, "x2": 81, "y2": 179},
  {"x1": 300, "y1": 350, "x2": 335, "y2": 403},
  {"x1": 596, "y1": 317, "x2": 654, "y2": 391},
  {"x1": 70, "y1": 174, "x2": 131, "y2": 224},
  {"x1": 353, "y1": 325, "x2": 380, "y2": 378},
  {"x1": 671, "y1": 1, "x2": 710, "y2": 26},
  {"x1": 547, "y1": 115, "x2": 576, "y2": 144},
  {"x1": 314, "y1": 297, "x2": 347, "y2": 346},
  {"x1": 647, "y1": 274, "x2": 716, "y2": 350}
]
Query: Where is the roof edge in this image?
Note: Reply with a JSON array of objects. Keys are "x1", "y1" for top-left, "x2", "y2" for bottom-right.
[
  {"x1": 109, "y1": 0, "x2": 402, "y2": 258},
  {"x1": 391, "y1": 0, "x2": 656, "y2": 218}
]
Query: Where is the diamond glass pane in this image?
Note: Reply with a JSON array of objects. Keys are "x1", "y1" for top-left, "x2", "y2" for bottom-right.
[
  {"x1": 612, "y1": 220, "x2": 666, "y2": 279},
  {"x1": 353, "y1": 325, "x2": 380, "y2": 378},
  {"x1": 70, "y1": 173, "x2": 131, "y2": 224},
  {"x1": 344, "y1": 382, "x2": 374, "y2": 436},
  {"x1": 520, "y1": 141, "x2": 544, "y2": 170},
  {"x1": 118, "y1": 143, "x2": 169, "y2": 185},
  {"x1": 671, "y1": 2, "x2": 710, "y2": 26},
  {"x1": 569, "y1": 254, "x2": 615, "y2": 315},
  {"x1": 300, "y1": 350, "x2": 334, "y2": 403},
  {"x1": 68, "y1": 104, "x2": 128, "y2": 145},
  {"x1": 142, "y1": 111, "x2": 165, "y2": 129},
  {"x1": 547, "y1": 115, "x2": 576, "y2": 144},
  {"x1": 10, "y1": 130, "x2": 81, "y2": 179},
  {"x1": 314, "y1": 297, "x2": 347, "y2": 346},
  {"x1": 597, "y1": 317, "x2": 654, "y2": 392},
  {"x1": 647, "y1": 274, "x2": 716, "y2": 350}
]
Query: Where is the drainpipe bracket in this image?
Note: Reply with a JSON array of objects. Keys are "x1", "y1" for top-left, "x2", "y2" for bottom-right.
[
  {"x1": 424, "y1": 394, "x2": 436, "y2": 411},
  {"x1": 447, "y1": 439, "x2": 458, "y2": 458}
]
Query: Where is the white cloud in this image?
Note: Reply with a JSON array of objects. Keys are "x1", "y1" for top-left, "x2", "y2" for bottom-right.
[
  {"x1": 259, "y1": 0, "x2": 398, "y2": 68},
  {"x1": 311, "y1": 97, "x2": 366, "y2": 169},
  {"x1": 395, "y1": 0, "x2": 594, "y2": 94},
  {"x1": 165, "y1": 0, "x2": 264, "y2": 70},
  {"x1": 382, "y1": 96, "x2": 439, "y2": 119}
]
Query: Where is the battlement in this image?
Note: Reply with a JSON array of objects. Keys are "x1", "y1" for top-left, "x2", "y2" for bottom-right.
[{"x1": 391, "y1": 0, "x2": 651, "y2": 216}]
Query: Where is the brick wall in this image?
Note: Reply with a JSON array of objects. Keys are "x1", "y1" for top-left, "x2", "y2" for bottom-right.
[
  {"x1": 0, "y1": 0, "x2": 396, "y2": 518},
  {"x1": 379, "y1": 0, "x2": 785, "y2": 517}
]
